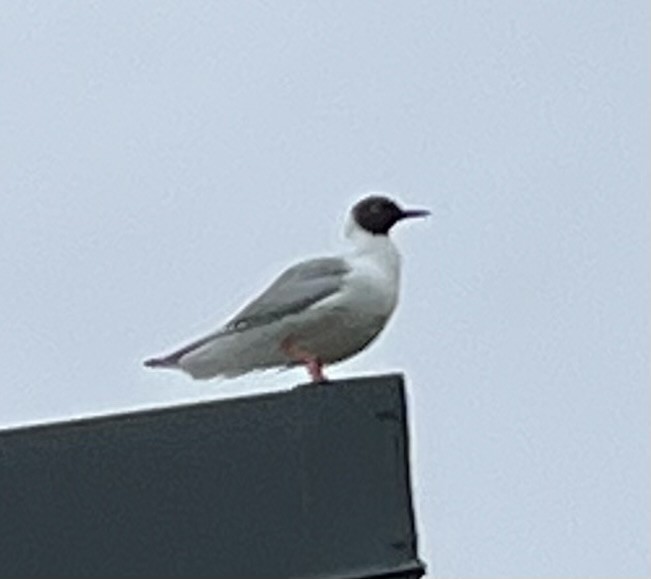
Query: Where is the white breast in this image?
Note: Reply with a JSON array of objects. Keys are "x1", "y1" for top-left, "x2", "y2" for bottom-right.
[
  {"x1": 287, "y1": 223, "x2": 402, "y2": 364},
  {"x1": 345, "y1": 214, "x2": 402, "y2": 304},
  {"x1": 343, "y1": 238, "x2": 401, "y2": 319}
]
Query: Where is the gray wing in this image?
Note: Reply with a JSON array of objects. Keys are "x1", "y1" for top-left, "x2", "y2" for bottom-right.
[
  {"x1": 223, "y1": 257, "x2": 350, "y2": 332},
  {"x1": 144, "y1": 257, "x2": 350, "y2": 369}
]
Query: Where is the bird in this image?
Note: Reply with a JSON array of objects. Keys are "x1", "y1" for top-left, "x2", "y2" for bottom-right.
[{"x1": 144, "y1": 194, "x2": 429, "y2": 382}]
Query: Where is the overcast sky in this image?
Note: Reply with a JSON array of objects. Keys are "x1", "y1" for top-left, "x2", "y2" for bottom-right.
[{"x1": 1, "y1": 2, "x2": 648, "y2": 577}]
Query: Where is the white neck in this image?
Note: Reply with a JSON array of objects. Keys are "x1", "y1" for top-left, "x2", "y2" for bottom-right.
[{"x1": 344, "y1": 215, "x2": 402, "y2": 273}]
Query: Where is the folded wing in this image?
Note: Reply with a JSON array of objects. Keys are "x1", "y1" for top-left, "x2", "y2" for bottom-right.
[{"x1": 144, "y1": 257, "x2": 350, "y2": 370}]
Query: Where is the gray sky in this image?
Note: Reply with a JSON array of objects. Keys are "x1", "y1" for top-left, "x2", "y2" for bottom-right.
[{"x1": 1, "y1": 2, "x2": 648, "y2": 577}]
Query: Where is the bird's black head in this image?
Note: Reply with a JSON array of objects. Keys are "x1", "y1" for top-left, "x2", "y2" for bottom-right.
[{"x1": 351, "y1": 195, "x2": 430, "y2": 235}]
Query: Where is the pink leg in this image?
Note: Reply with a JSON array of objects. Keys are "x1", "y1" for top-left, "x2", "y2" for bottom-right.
[
  {"x1": 306, "y1": 358, "x2": 326, "y2": 382},
  {"x1": 281, "y1": 338, "x2": 328, "y2": 383}
]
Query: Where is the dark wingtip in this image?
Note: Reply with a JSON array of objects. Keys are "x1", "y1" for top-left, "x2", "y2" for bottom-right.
[{"x1": 143, "y1": 356, "x2": 177, "y2": 369}]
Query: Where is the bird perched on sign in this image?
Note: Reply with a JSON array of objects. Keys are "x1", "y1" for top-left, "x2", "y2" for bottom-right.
[{"x1": 144, "y1": 194, "x2": 429, "y2": 382}]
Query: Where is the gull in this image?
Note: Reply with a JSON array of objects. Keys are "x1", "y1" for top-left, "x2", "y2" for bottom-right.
[{"x1": 144, "y1": 194, "x2": 429, "y2": 382}]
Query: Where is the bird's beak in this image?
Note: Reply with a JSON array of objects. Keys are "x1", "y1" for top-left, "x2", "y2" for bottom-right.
[{"x1": 399, "y1": 208, "x2": 431, "y2": 220}]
